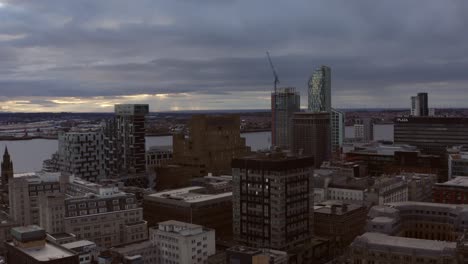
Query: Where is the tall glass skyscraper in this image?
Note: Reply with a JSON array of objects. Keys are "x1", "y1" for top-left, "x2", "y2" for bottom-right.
[{"x1": 308, "y1": 65, "x2": 331, "y2": 113}]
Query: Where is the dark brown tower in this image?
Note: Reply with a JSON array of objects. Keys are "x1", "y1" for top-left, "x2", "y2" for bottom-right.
[{"x1": 1, "y1": 147, "x2": 13, "y2": 203}]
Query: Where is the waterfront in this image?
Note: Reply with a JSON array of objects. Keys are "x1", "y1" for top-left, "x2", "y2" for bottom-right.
[
  {"x1": 0, "y1": 124, "x2": 393, "y2": 173},
  {"x1": 0, "y1": 131, "x2": 271, "y2": 173}
]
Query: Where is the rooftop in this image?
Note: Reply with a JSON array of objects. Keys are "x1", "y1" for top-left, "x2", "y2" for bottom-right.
[
  {"x1": 145, "y1": 186, "x2": 232, "y2": 205},
  {"x1": 62, "y1": 240, "x2": 96, "y2": 251},
  {"x1": 435, "y1": 177, "x2": 468, "y2": 188},
  {"x1": 8, "y1": 241, "x2": 75, "y2": 261},
  {"x1": 353, "y1": 232, "x2": 456, "y2": 255}
]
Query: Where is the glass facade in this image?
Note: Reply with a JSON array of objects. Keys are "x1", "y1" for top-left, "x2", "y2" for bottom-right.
[{"x1": 308, "y1": 65, "x2": 331, "y2": 113}]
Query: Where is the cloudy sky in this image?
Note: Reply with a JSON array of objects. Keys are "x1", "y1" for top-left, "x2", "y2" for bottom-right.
[{"x1": 0, "y1": 0, "x2": 467, "y2": 112}]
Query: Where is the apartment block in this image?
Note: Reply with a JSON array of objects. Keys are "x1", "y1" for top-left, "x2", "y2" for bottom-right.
[{"x1": 58, "y1": 132, "x2": 105, "y2": 182}]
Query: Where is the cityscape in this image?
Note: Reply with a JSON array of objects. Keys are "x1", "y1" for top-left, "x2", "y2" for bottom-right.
[{"x1": 1, "y1": 1, "x2": 468, "y2": 264}]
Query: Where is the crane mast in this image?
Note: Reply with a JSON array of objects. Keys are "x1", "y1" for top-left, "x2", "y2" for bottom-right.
[{"x1": 266, "y1": 51, "x2": 280, "y2": 94}]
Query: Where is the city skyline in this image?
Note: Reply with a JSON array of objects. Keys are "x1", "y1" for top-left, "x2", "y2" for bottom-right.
[{"x1": 1, "y1": 1, "x2": 468, "y2": 112}]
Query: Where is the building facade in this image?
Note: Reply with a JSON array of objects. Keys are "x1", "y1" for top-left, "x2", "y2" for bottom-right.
[
  {"x1": 291, "y1": 112, "x2": 330, "y2": 168},
  {"x1": 1, "y1": 147, "x2": 13, "y2": 204},
  {"x1": 150, "y1": 220, "x2": 215, "y2": 264},
  {"x1": 143, "y1": 186, "x2": 233, "y2": 240},
  {"x1": 433, "y1": 177, "x2": 468, "y2": 204},
  {"x1": 330, "y1": 109, "x2": 345, "y2": 154},
  {"x1": 232, "y1": 153, "x2": 314, "y2": 250},
  {"x1": 172, "y1": 114, "x2": 251, "y2": 177},
  {"x1": 394, "y1": 117, "x2": 468, "y2": 155},
  {"x1": 308, "y1": 65, "x2": 331, "y2": 113},
  {"x1": 448, "y1": 146, "x2": 468, "y2": 179},
  {"x1": 271, "y1": 87, "x2": 300, "y2": 149},
  {"x1": 58, "y1": 132, "x2": 105, "y2": 182}
]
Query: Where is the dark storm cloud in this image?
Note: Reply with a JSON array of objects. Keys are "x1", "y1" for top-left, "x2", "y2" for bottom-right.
[{"x1": 1, "y1": 0, "x2": 468, "y2": 109}]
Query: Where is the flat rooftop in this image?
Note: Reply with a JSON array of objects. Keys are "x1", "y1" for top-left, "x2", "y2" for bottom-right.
[
  {"x1": 435, "y1": 177, "x2": 468, "y2": 188},
  {"x1": 353, "y1": 232, "x2": 456, "y2": 254},
  {"x1": 62, "y1": 240, "x2": 96, "y2": 250},
  {"x1": 145, "y1": 186, "x2": 232, "y2": 204},
  {"x1": 8, "y1": 241, "x2": 75, "y2": 261}
]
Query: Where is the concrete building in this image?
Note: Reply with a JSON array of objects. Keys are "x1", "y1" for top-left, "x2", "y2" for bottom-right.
[
  {"x1": 346, "y1": 142, "x2": 441, "y2": 176},
  {"x1": 313, "y1": 202, "x2": 367, "y2": 255},
  {"x1": 350, "y1": 232, "x2": 457, "y2": 264},
  {"x1": 109, "y1": 240, "x2": 157, "y2": 264},
  {"x1": 433, "y1": 177, "x2": 468, "y2": 204},
  {"x1": 330, "y1": 109, "x2": 345, "y2": 154},
  {"x1": 9, "y1": 172, "x2": 63, "y2": 226},
  {"x1": 448, "y1": 146, "x2": 468, "y2": 179},
  {"x1": 5, "y1": 225, "x2": 79, "y2": 264},
  {"x1": 0, "y1": 211, "x2": 15, "y2": 256},
  {"x1": 172, "y1": 114, "x2": 251, "y2": 177},
  {"x1": 62, "y1": 240, "x2": 97, "y2": 264},
  {"x1": 150, "y1": 220, "x2": 215, "y2": 264},
  {"x1": 224, "y1": 246, "x2": 288, "y2": 264},
  {"x1": 271, "y1": 87, "x2": 300, "y2": 149},
  {"x1": 367, "y1": 176, "x2": 409, "y2": 205},
  {"x1": 143, "y1": 186, "x2": 233, "y2": 240},
  {"x1": 146, "y1": 146, "x2": 172, "y2": 170},
  {"x1": 411, "y1": 95, "x2": 420, "y2": 116},
  {"x1": 58, "y1": 132, "x2": 105, "y2": 182},
  {"x1": 1, "y1": 147, "x2": 13, "y2": 204},
  {"x1": 394, "y1": 116, "x2": 468, "y2": 155},
  {"x1": 104, "y1": 104, "x2": 149, "y2": 187},
  {"x1": 232, "y1": 152, "x2": 314, "y2": 250},
  {"x1": 191, "y1": 175, "x2": 233, "y2": 193},
  {"x1": 308, "y1": 65, "x2": 331, "y2": 113},
  {"x1": 353, "y1": 124, "x2": 364, "y2": 140},
  {"x1": 291, "y1": 112, "x2": 330, "y2": 168}
]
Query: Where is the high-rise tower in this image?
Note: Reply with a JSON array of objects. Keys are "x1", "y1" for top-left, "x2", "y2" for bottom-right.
[
  {"x1": 271, "y1": 87, "x2": 300, "y2": 149},
  {"x1": 1, "y1": 147, "x2": 13, "y2": 201},
  {"x1": 308, "y1": 65, "x2": 331, "y2": 113}
]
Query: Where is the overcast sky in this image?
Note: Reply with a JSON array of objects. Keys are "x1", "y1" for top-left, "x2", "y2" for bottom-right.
[{"x1": 0, "y1": 0, "x2": 467, "y2": 112}]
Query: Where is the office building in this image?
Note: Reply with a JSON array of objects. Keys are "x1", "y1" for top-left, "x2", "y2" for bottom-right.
[
  {"x1": 417, "y1": 92, "x2": 429, "y2": 116},
  {"x1": 39, "y1": 176, "x2": 148, "y2": 248},
  {"x1": 5, "y1": 225, "x2": 79, "y2": 264},
  {"x1": 58, "y1": 132, "x2": 105, "y2": 182},
  {"x1": 353, "y1": 124, "x2": 364, "y2": 140},
  {"x1": 150, "y1": 220, "x2": 215, "y2": 264},
  {"x1": 172, "y1": 114, "x2": 251, "y2": 177},
  {"x1": 223, "y1": 246, "x2": 288, "y2": 264},
  {"x1": 109, "y1": 240, "x2": 157, "y2": 264},
  {"x1": 62, "y1": 240, "x2": 97, "y2": 264},
  {"x1": 346, "y1": 142, "x2": 441, "y2": 176},
  {"x1": 308, "y1": 65, "x2": 331, "y2": 113},
  {"x1": 9, "y1": 172, "x2": 63, "y2": 226},
  {"x1": 143, "y1": 186, "x2": 233, "y2": 239},
  {"x1": 146, "y1": 146, "x2": 172, "y2": 170},
  {"x1": 0, "y1": 211, "x2": 15, "y2": 256},
  {"x1": 448, "y1": 146, "x2": 468, "y2": 179},
  {"x1": 411, "y1": 95, "x2": 421, "y2": 116},
  {"x1": 291, "y1": 112, "x2": 330, "y2": 168},
  {"x1": 433, "y1": 177, "x2": 468, "y2": 204},
  {"x1": 232, "y1": 152, "x2": 314, "y2": 250},
  {"x1": 271, "y1": 87, "x2": 300, "y2": 149},
  {"x1": 330, "y1": 109, "x2": 345, "y2": 154},
  {"x1": 1, "y1": 147, "x2": 13, "y2": 204},
  {"x1": 394, "y1": 116, "x2": 468, "y2": 155},
  {"x1": 313, "y1": 202, "x2": 366, "y2": 255},
  {"x1": 104, "y1": 104, "x2": 149, "y2": 186},
  {"x1": 350, "y1": 232, "x2": 457, "y2": 264}
]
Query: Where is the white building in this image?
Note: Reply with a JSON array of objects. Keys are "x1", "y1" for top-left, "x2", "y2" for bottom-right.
[
  {"x1": 150, "y1": 220, "x2": 215, "y2": 264},
  {"x1": 62, "y1": 240, "x2": 97, "y2": 264},
  {"x1": 331, "y1": 109, "x2": 345, "y2": 153},
  {"x1": 411, "y1": 95, "x2": 421, "y2": 116},
  {"x1": 353, "y1": 124, "x2": 364, "y2": 140}
]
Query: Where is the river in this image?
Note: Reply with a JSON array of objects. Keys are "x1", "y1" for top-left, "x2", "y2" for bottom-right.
[
  {"x1": 0, "y1": 131, "x2": 271, "y2": 173},
  {"x1": 1, "y1": 124, "x2": 393, "y2": 173}
]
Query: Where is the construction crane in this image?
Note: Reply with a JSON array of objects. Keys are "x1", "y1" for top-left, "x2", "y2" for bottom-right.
[{"x1": 266, "y1": 51, "x2": 280, "y2": 94}]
